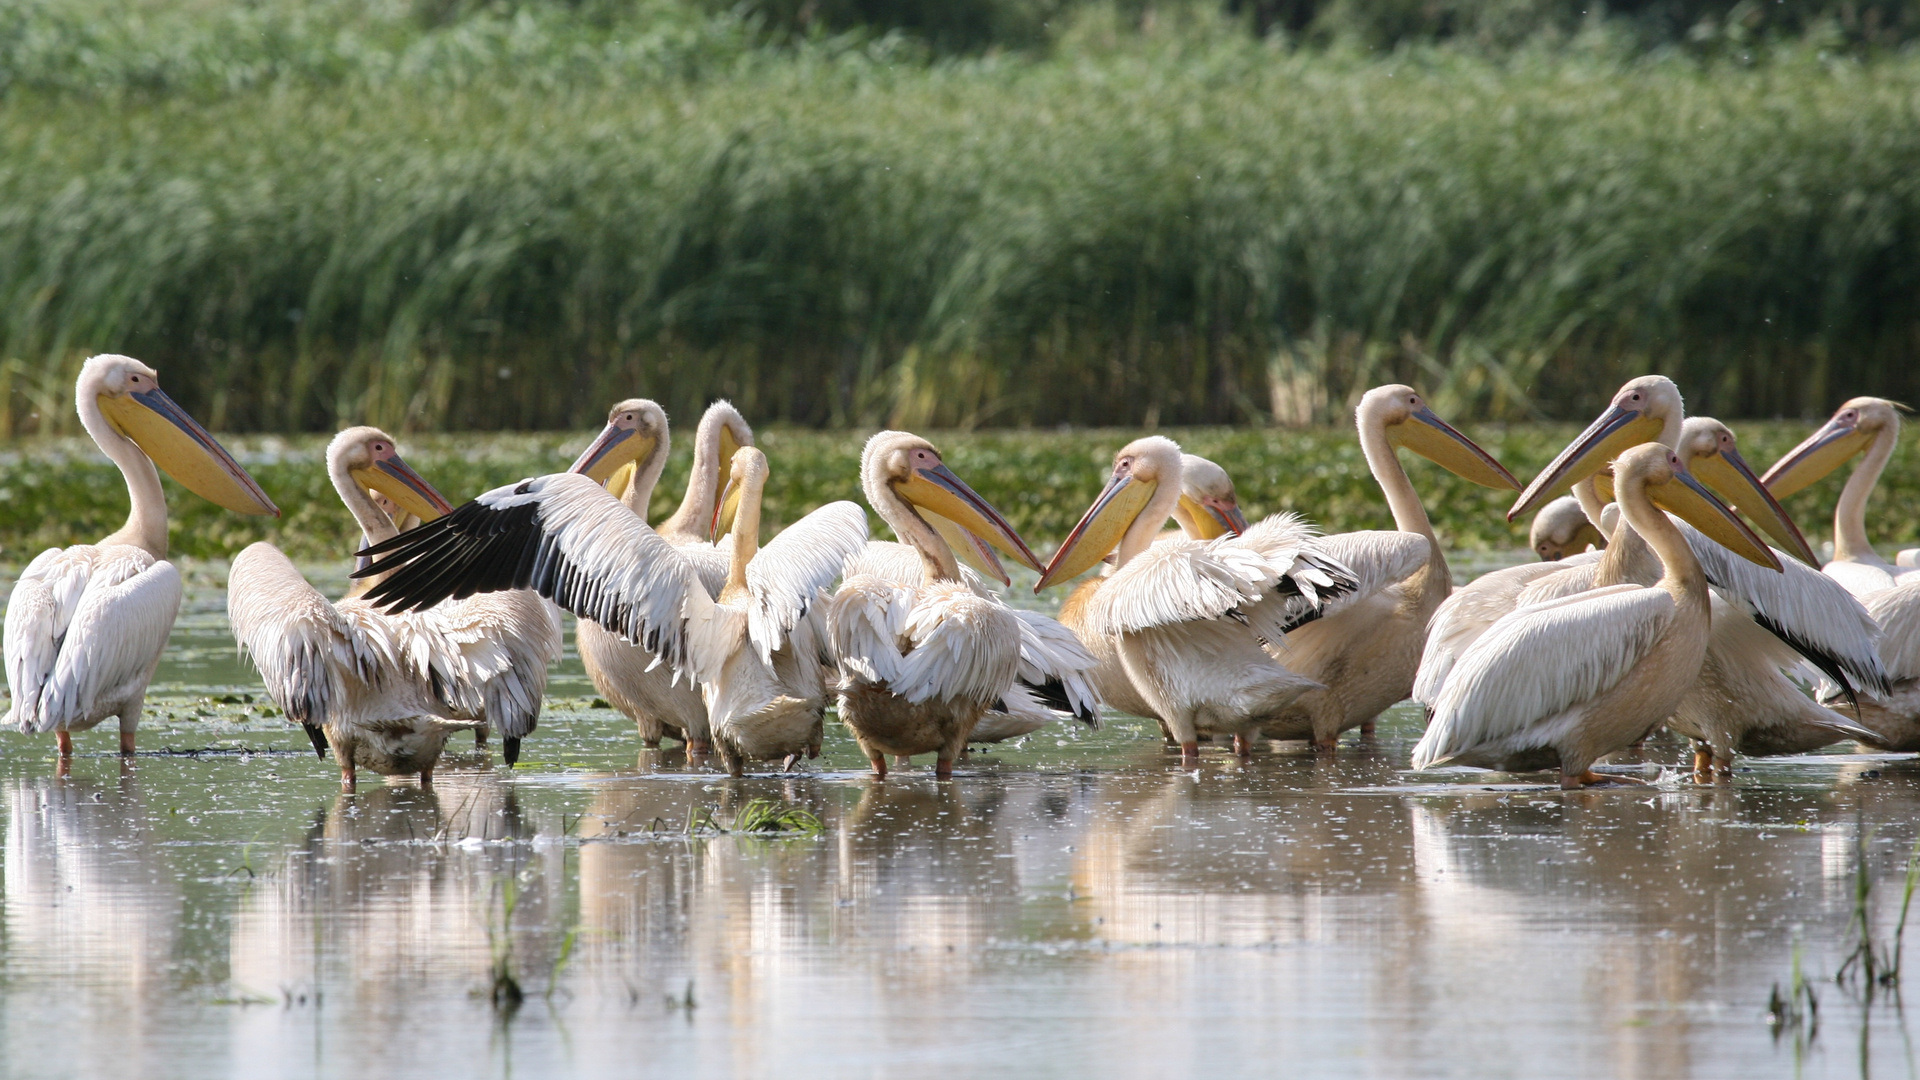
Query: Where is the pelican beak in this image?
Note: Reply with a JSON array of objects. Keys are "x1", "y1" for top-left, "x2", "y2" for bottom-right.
[
  {"x1": 926, "y1": 511, "x2": 1012, "y2": 586},
  {"x1": 1397, "y1": 407, "x2": 1521, "y2": 492},
  {"x1": 97, "y1": 387, "x2": 278, "y2": 516},
  {"x1": 1509, "y1": 403, "x2": 1663, "y2": 521},
  {"x1": 894, "y1": 461, "x2": 1041, "y2": 573},
  {"x1": 1178, "y1": 494, "x2": 1248, "y2": 540},
  {"x1": 569, "y1": 423, "x2": 657, "y2": 486},
  {"x1": 1652, "y1": 466, "x2": 1782, "y2": 572},
  {"x1": 1589, "y1": 468, "x2": 1616, "y2": 505},
  {"x1": 1036, "y1": 468, "x2": 1156, "y2": 591},
  {"x1": 719, "y1": 426, "x2": 745, "y2": 473},
  {"x1": 352, "y1": 454, "x2": 453, "y2": 523},
  {"x1": 1568, "y1": 521, "x2": 1608, "y2": 554},
  {"x1": 1760, "y1": 414, "x2": 1873, "y2": 499},
  {"x1": 1691, "y1": 445, "x2": 1817, "y2": 566},
  {"x1": 711, "y1": 474, "x2": 741, "y2": 543},
  {"x1": 604, "y1": 461, "x2": 637, "y2": 502}
]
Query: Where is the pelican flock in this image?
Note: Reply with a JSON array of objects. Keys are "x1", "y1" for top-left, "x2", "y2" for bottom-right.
[{"x1": 8, "y1": 351, "x2": 1920, "y2": 792}]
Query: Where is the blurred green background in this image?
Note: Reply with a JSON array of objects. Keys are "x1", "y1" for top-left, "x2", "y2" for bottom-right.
[{"x1": 3, "y1": 0, "x2": 1919, "y2": 437}]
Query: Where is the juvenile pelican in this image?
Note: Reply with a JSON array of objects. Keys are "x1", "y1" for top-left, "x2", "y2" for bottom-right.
[
  {"x1": 5, "y1": 354, "x2": 278, "y2": 760},
  {"x1": 1761, "y1": 398, "x2": 1920, "y2": 598},
  {"x1": 1256, "y1": 386, "x2": 1521, "y2": 749},
  {"x1": 687, "y1": 447, "x2": 868, "y2": 775},
  {"x1": 230, "y1": 428, "x2": 559, "y2": 789},
  {"x1": 1414, "y1": 443, "x2": 1783, "y2": 788},
  {"x1": 828, "y1": 432, "x2": 1083, "y2": 779},
  {"x1": 1530, "y1": 496, "x2": 1607, "y2": 561},
  {"x1": 1036, "y1": 437, "x2": 1355, "y2": 765},
  {"x1": 566, "y1": 399, "x2": 713, "y2": 751}
]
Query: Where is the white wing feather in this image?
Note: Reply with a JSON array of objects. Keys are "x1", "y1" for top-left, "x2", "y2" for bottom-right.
[
  {"x1": 1414, "y1": 584, "x2": 1674, "y2": 770},
  {"x1": 1865, "y1": 580, "x2": 1920, "y2": 683},
  {"x1": 230, "y1": 543, "x2": 399, "y2": 728},
  {"x1": 14, "y1": 548, "x2": 180, "y2": 734},
  {"x1": 741, "y1": 501, "x2": 869, "y2": 662}
]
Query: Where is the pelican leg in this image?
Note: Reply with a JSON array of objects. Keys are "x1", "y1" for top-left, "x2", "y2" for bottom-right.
[
  {"x1": 1232, "y1": 733, "x2": 1253, "y2": 760},
  {"x1": 688, "y1": 738, "x2": 713, "y2": 757},
  {"x1": 869, "y1": 754, "x2": 888, "y2": 779},
  {"x1": 642, "y1": 738, "x2": 662, "y2": 749},
  {"x1": 1359, "y1": 720, "x2": 1377, "y2": 739},
  {"x1": 119, "y1": 729, "x2": 137, "y2": 756},
  {"x1": 118, "y1": 708, "x2": 139, "y2": 756},
  {"x1": 340, "y1": 764, "x2": 357, "y2": 793},
  {"x1": 718, "y1": 741, "x2": 745, "y2": 779},
  {"x1": 474, "y1": 727, "x2": 489, "y2": 749},
  {"x1": 55, "y1": 730, "x2": 73, "y2": 759},
  {"x1": 1691, "y1": 744, "x2": 1712, "y2": 784},
  {"x1": 419, "y1": 763, "x2": 434, "y2": 791},
  {"x1": 1180, "y1": 741, "x2": 1200, "y2": 768}
]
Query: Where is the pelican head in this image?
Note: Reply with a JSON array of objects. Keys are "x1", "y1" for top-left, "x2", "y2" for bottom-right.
[
  {"x1": 1761, "y1": 397, "x2": 1903, "y2": 499},
  {"x1": 1615, "y1": 442, "x2": 1780, "y2": 572},
  {"x1": 569, "y1": 398, "x2": 669, "y2": 501},
  {"x1": 1529, "y1": 496, "x2": 1607, "y2": 561},
  {"x1": 328, "y1": 426, "x2": 452, "y2": 523},
  {"x1": 711, "y1": 446, "x2": 770, "y2": 542},
  {"x1": 1036, "y1": 436, "x2": 1184, "y2": 591},
  {"x1": 863, "y1": 430, "x2": 1042, "y2": 575},
  {"x1": 1510, "y1": 375, "x2": 1683, "y2": 521},
  {"x1": 1175, "y1": 454, "x2": 1249, "y2": 539},
  {"x1": 80, "y1": 353, "x2": 279, "y2": 516},
  {"x1": 1358, "y1": 385, "x2": 1520, "y2": 491},
  {"x1": 1674, "y1": 417, "x2": 1817, "y2": 565}
]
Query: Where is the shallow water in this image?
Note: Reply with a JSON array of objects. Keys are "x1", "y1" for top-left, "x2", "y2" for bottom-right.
[{"x1": 2, "y1": 565, "x2": 1919, "y2": 1079}]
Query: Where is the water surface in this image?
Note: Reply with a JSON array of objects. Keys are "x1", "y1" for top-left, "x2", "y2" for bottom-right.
[{"x1": 0, "y1": 566, "x2": 1916, "y2": 1079}]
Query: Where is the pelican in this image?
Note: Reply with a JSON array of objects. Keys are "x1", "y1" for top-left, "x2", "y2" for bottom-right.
[
  {"x1": 1429, "y1": 381, "x2": 1886, "y2": 777},
  {"x1": 659, "y1": 400, "x2": 755, "y2": 561},
  {"x1": 4, "y1": 354, "x2": 279, "y2": 760},
  {"x1": 230, "y1": 428, "x2": 560, "y2": 789},
  {"x1": 828, "y1": 431, "x2": 1092, "y2": 779},
  {"x1": 1254, "y1": 386, "x2": 1521, "y2": 749},
  {"x1": 1761, "y1": 398, "x2": 1920, "y2": 598},
  {"x1": 1169, "y1": 454, "x2": 1249, "y2": 539},
  {"x1": 1530, "y1": 496, "x2": 1607, "y2": 561},
  {"x1": 1036, "y1": 437, "x2": 1356, "y2": 766},
  {"x1": 687, "y1": 447, "x2": 868, "y2": 776},
  {"x1": 1838, "y1": 580, "x2": 1920, "y2": 748},
  {"x1": 566, "y1": 399, "x2": 714, "y2": 751},
  {"x1": 1413, "y1": 443, "x2": 1783, "y2": 788}
]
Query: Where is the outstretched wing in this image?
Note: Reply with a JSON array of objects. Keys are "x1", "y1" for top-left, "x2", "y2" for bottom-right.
[
  {"x1": 7, "y1": 545, "x2": 180, "y2": 734},
  {"x1": 1083, "y1": 524, "x2": 1354, "y2": 643},
  {"x1": 1413, "y1": 584, "x2": 1674, "y2": 770},
  {"x1": 741, "y1": 501, "x2": 869, "y2": 662},
  {"x1": 357, "y1": 472, "x2": 706, "y2": 675}
]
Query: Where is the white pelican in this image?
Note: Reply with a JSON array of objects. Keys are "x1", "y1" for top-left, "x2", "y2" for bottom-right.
[
  {"x1": 229, "y1": 427, "x2": 560, "y2": 789},
  {"x1": 828, "y1": 431, "x2": 1092, "y2": 778},
  {"x1": 1169, "y1": 454, "x2": 1250, "y2": 539},
  {"x1": 1413, "y1": 443, "x2": 1783, "y2": 787},
  {"x1": 1036, "y1": 437, "x2": 1355, "y2": 765},
  {"x1": 1530, "y1": 496, "x2": 1607, "y2": 561},
  {"x1": 1254, "y1": 386, "x2": 1521, "y2": 749},
  {"x1": 1432, "y1": 383, "x2": 1885, "y2": 777},
  {"x1": 4, "y1": 354, "x2": 279, "y2": 760},
  {"x1": 687, "y1": 447, "x2": 868, "y2": 775},
  {"x1": 565, "y1": 399, "x2": 714, "y2": 751},
  {"x1": 1761, "y1": 398, "x2": 1920, "y2": 598}
]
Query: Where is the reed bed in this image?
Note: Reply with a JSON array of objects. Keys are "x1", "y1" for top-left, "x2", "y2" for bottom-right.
[
  {"x1": 3, "y1": 21, "x2": 1919, "y2": 434},
  {"x1": 3, "y1": 421, "x2": 1912, "y2": 563}
]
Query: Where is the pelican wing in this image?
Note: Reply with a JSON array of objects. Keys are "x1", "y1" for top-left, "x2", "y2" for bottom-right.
[
  {"x1": 1514, "y1": 560, "x2": 1603, "y2": 606},
  {"x1": 357, "y1": 472, "x2": 706, "y2": 674},
  {"x1": 1865, "y1": 580, "x2": 1920, "y2": 683},
  {"x1": 1414, "y1": 584, "x2": 1674, "y2": 770},
  {"x1": 1007, "y1": 608, "x2": 1101, "y2": 727},
  {"x1": 826, "y1": 575, "x2": 915, "y2": 685},
  {"x1": 5, "y1": 545, "x2": 180, "y2": 733},
  {"x1": 1082, "y1": 530, "x2": 1352, "y2": 642},
  {"x1": 1413, "y1": 559, "x2": 1578, "y2": 705},
  {"x1": 668, "y1": 536, "x2": 732, "y2": 598},
  {"x1": 741, "y1": 501, "x2": 870, "y2": 662},
  {"x1": 415, "y1": 591, "x2": 562, "y2": 740},
  {"x1": 891, "y1": 587, "x2": 1023, "y2": 707},
  {"x1": 229, "y1": 543, "x2": 397, "y2": 740},
  {"x1": 1681, "y1": 522, "x2": 1890, "y2": 697},
  {"x1": 1309, "y1": 530, "x2": 1429, "y2": 607}
]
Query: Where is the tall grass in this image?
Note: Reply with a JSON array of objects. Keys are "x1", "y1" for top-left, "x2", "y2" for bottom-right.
[
  {"x1": 4, "y1": 420, "x2": 1912, "y2": 563},
  {"x1": 3, "y1": 8, "x2": 1919, "y2": 433}
]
